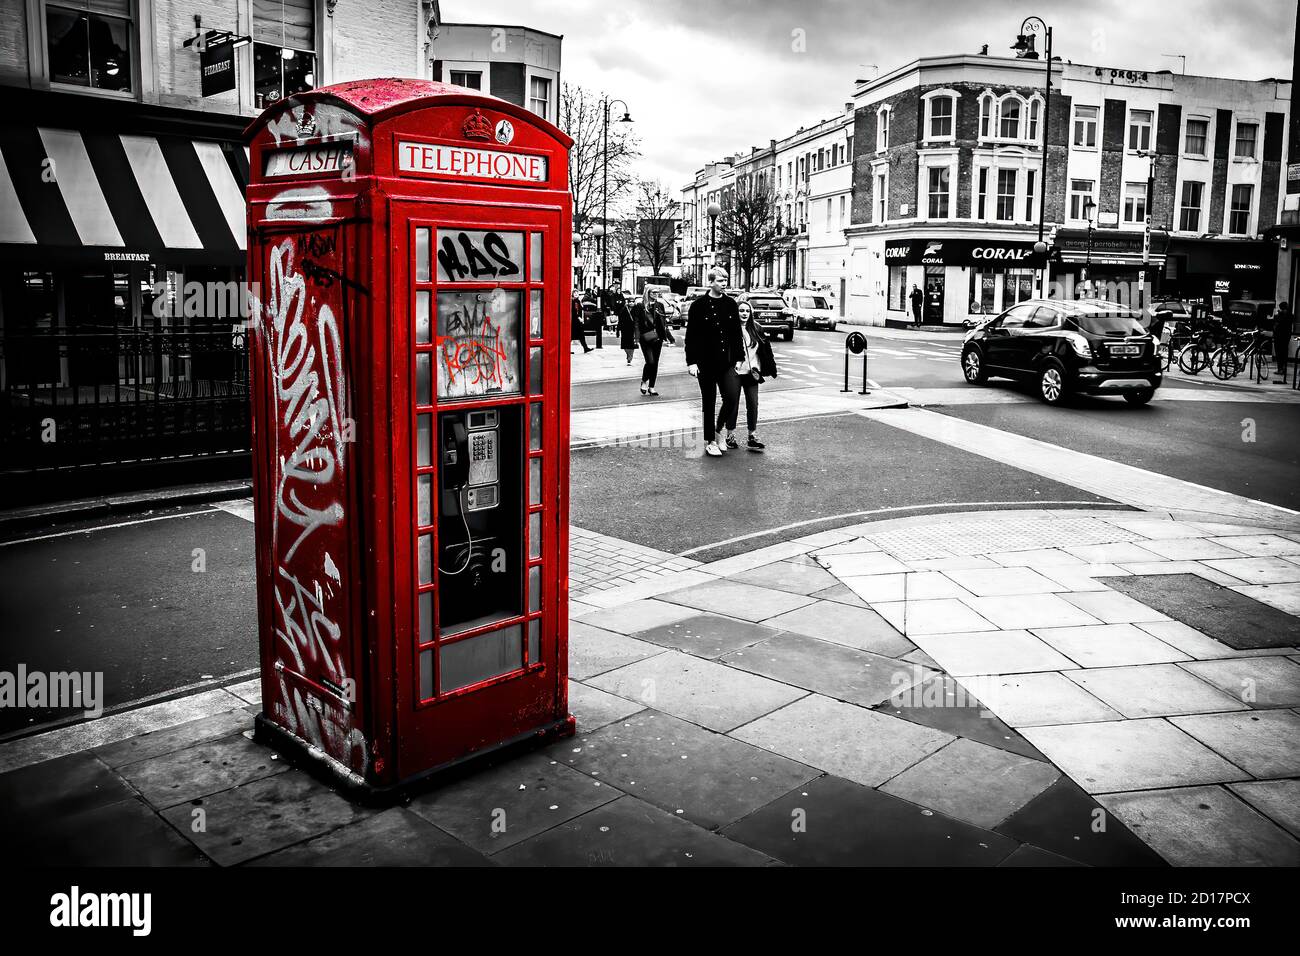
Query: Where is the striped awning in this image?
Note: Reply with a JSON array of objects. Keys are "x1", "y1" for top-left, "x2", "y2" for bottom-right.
[{"x1": 0, "y1": 126, "x2": 249, "y2": 264}]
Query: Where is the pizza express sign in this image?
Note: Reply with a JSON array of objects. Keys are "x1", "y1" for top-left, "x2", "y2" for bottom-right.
[{"x1": 883, "y1": 239, "x2": 1045, "y2": 267}]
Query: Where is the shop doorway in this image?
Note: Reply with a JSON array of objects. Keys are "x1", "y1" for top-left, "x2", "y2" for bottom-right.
[{"x1": 924, "y1": 266, "x2": 945, "y2": 323}]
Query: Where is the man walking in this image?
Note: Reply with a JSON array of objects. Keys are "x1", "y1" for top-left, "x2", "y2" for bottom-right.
[
  {"x1": 571, "y1": 291, "x2": 593, "y2": 353},
  {"x1": 1273, "y1": 301, "x2": 1293, "y2": 383},
  {"x1": 686, "y1": 267, "x2": 743, "y2": 458},
  {"x1": 909, "y1": 284, "x2": 924, "y2": 327}
]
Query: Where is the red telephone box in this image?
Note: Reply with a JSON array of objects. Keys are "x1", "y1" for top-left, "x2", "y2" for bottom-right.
[{"x1": 244, "y1": 79, "x2": 574, "y2": 798}]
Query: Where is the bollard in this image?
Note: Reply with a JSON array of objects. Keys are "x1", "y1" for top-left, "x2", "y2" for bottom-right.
[{"x1": 843, "y1": 331, "x2": 870, "y2": 394}]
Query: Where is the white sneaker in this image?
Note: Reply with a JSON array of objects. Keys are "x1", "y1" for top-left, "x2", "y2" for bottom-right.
[{"x1": 705, "y1": 441, "x2": 723, "y2": 457}]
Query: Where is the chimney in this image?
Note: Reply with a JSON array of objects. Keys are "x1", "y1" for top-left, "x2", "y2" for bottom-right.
[{"x1": 844, "y1": 101, "x2": 853, "y2": 112}]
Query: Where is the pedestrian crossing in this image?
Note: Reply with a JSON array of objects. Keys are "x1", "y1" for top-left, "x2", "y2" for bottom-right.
[{"x1": 773, "y1": 342, "x2": 960, "y2": 362}]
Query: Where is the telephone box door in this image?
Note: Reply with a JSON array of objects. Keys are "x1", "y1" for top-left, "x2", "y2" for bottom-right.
[{"x1": 392, "y1": 200, "x2": 565, "y2": 776}]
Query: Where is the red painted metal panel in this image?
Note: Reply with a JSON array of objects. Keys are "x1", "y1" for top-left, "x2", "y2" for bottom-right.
[{"x1": 246, "y1": 80, "x2": 572, "y2": 794}]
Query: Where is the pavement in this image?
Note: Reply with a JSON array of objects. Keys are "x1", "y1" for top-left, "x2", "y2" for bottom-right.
[{"x1": 2, "y1": 504, "x2": 1298, "y2": 866}]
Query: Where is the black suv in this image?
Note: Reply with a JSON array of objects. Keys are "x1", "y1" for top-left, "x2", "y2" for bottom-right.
[
  {"x1": 961, "y1": 298, "x2": 1162, "y2": 406},
  {"x1": 739, "y1": 292, "x2": 794, "y2": 340}
]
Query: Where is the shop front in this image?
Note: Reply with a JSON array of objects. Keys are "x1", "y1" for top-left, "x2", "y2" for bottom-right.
[
  {"x1": 1053, "y1": 228, "x2": 1167, "y2": 308},
  {"x1": 880, "y1": 235, "x2": 1047, "y2": 326},
  {"x1": 0, "y1": 89, "x2": 249, "y2": 500},
  {"x1": 1161, "y1": 237, "x2": 1277, "y2": 315}
]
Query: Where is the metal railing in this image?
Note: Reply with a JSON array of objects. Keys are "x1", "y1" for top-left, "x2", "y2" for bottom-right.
[{"x1": 1, "y1": 320, "x2": 251, "y2": 483}]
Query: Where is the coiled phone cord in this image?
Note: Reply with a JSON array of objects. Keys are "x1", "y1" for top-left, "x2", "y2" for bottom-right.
[{"x1": 438, "y1": 484, "x2": 477, "y2": 576}]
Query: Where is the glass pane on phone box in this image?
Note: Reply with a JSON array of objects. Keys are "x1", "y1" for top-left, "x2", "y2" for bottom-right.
[
  {"x1": 529, "y1": 512, "x2": 541, "y2": 559},
  {"x1": 415, "y1": 227, "x2": 431, "y2": 282},
  {"x1": 419, "y1": 590, "x2": 433, "y2": 646},
  {"x1": 418, "y1": 534, "x2": 432, "y2": 585},
  {"x1": 529, "y1": 565, "x2": 541, "y2": 612},
  {"x1": 529, "y1": 403, "x2": 543, "y2": 450},
  {"x1": 530, "y1": 232, "x2": 543, "y2": 281},
  {"x1": 419, "y1": 649, "x2": 434, "y2": 700},
  {"x1": 528, "y1": 618, "x2": 540, "y2": 664},
  {"x1": 529, "y1": 289, "x2": 542, "y2": 339},
  {"x1": 529, "y1": 458, "x2": 541, "y2": 506},
  {"x1": 415, "y1": 290, "x2": 431, "y2": 344},
  {"x1": 436, "y1": 230, "x2": 524, "y2": 283},
  {"x1": 417, "y1": 473, "x2": 432, "y2": 526},
  {"x1": 440, "y1": 625, "x2": 522, "y2": 694},
  {"x1": 437, "y1": 288, "x2": 522, "y2": 399},
  {"x1": 417, "y1": 414, "x2": 432, "y2": 466},
  {"x1": 416, "y1": 353, "x2": 432, "y2": 406},
  {"x1": 529, "y1": 347, "x2": 543, "y2": 395}
]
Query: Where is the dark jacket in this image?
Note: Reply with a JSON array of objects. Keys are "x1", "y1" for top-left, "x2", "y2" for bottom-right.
[
  {"x1": 747, "y1": 318, "x2": 778, "y2": 380},
  {"x1": 1273, "y1": 305, "x2": 1294, "y2": 354},
  {"x1": 617, "y1": 306, "x2": 636, "y2": 349},
  {"x1": 685, "y1": 293, "x2": 742, "y2": 371},
  {"x1": 570, "y1": 298, "x2": 584, "y2": 339},
  {"x1": 637, "y1": 303, "x2": 674, "y2": 345}
]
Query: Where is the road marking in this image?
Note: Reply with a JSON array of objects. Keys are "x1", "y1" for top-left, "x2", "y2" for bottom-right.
[
  {"x1": 0, "y1": 508, "x2": 221, "y2": 547},
  {"x1": 213, "y1": 498, "x2": 256, "y2": 523},
  {"x1": 859, "y1": 406, "x2": 1300, "y2": 524}
]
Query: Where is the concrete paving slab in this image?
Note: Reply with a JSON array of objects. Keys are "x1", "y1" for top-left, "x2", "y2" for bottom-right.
[
  {"x1": 568, "y1": 681, "x2": 645, "y2": 733},
  {"x1": 1233, "y1": 582, "x2": 1300, "y2": 616},
  {"x1": 839, "y1": 571, "x2": 973, "y2": 604},
  {"x1": 407, "y1": 751, "x2": 620, "y2": 853},
  {"x1": 1031, "y1": 623, "x2": 1193, "y2": 668},
  {"x1": 563, "y1": 621, "x2": 664, "y2": 680},
  {"x1": 160, "y1": 770, "x2": 371, "y2": 866},
  {"x1": 720, "y1": 774, "x2": 1018, "y2": 866},
  {"x1": 1059, "y1": 590, "x2": 1170, "y2": 625},
  {"x1": 495, "y1": 795, "x2": 777, "y2": 866},
  {"x1": 876, "y1": 673, "x2": 1048, "y2": 760},
  {"x1": 816, "y1": 550, "x2": 913, "y2": 577},
  {"x1": 93, "y1": 710, "x2": 252, "y2": 769},
  {"x1": 1020, "y1": 719, "x2": 1252, "y2": 794},
  {"x1": 722, "y1": 633, "x2": 927, "y2": 708},
  {"x1": 1201, "y1": 556, "x2": 1300, "y2": 585},
  {"x1": 729, "y1": 694, "x2": 952, "y2": 788},
  {"x1": 656, "y1": 579, "x2": 816, "y2": 623},
  {"x1": 962, "y1": 594, "x2": 1103, "y2": 630},
  {"x1": 1098, "y1": 785, "x2": 1300, "y2": 866},
  {"x1": 1169, "y1": 709, "x2": 1300, "y2": 778},
  {"x1": 911, "y1": 629, "x2": 1079, "y2": 677},
  {"x1": 1035, "y1": 563, "x2": 1131, "y2": 592},
  {"x1": 1064, "y1": 664, "x2": 1249, "y2": 718},
  {"x1": 1177, "y1": 656, "x2": 1300, "y2": 708},
  {"x1": 879, "y1": 738, "x2": 1060, "y2": 828},
  {"x1": 974, "y1": 671, "x2": 1123, "y2": 727},
  {"x1": 1227, "y1": 780, "x2": 1300, "y2": 838},
  {"x1": 1210, "y1": 534, "x2": 1300, "y2": 557},
  {"x1": 1136, "y1": 620, "x2": 1290, "y2": 660},
  {"x1": 873, "y1": 598, "x2": 997, "y2": 636},
  {"x1": 555, "y1": 710, "x2": 816, "y2": 830},
  {"x1": 1134, "y1": 537, "x2": 1251, "y2": 561},
  {"x1": 631, "y1": 613, "x2": 782, "y2": 659},
  {"x1": 808, "y1": 583, "x2": 870, "y2": 608},
  {"x1": 586, "y1": 649, "x2": 806, "y2": 732},
  {"x1": 945, "y1": 567, "x2": 1067, "y2": 597},
  {"x1": 730, "y1": 560, "x2": 841, "y2": 595},
  {"x1": 985, "y1": 549, "x2": 1088, "y2": 568},
  {"x1": 761, "y1": 600, "x2": 915, "y2": 656},
  {"x1": 572, "y1": 598, "x2": 699, "y2": 635},
  {"x1": 115, "y1": 733, "x2": 288, "y2": 809},
  {"x1": 250, "y1": 808, "x2": 494, "y2": 866}
]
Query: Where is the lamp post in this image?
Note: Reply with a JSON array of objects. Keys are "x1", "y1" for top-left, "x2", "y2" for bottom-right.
[
  {"x1": 601, "y1": 96, "x2": 633, "y2": 296},
  {"x1": 1136, "y1": 148, "x2": 1159, "y2": 306},
  {"x1": 1014, "y1": 16, "x2": 1053, "y2": 296},
  {"x1": 1082, "y1": 196, "x2": 1097, "y2": 295},
  {"x1": 707, "y1": 200, "x2": 722, "y2": 269},
  {"x1": 572, "y1": 231, "x2": 584, "y2": 294}
]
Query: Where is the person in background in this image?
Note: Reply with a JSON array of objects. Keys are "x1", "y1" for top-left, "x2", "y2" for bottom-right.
[
  {"x1": 715, "y1": 297, "x2": 774, "y2": 451},
  {"x1": 617, "y1": 297, "x2": 637, "y2": 365},
  {"x1": 637, "y1": 291, "x2": 674, "y2": 396},
  {"x1": 685, "y1": 267, "x2": 742, "y2": 457},
  {"x1": 1273, "y1": 301, "x2": 1293, "y2": 383},
  {"x1": 909, "y1": 284, "x2": 924, "y2": 327},
  {"x1": 571, "y1": 291, "x2": 592, "y2": 354}
]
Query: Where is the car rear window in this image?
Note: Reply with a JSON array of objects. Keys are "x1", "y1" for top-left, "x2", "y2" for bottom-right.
[
  {"x1": 1072, "y1": 312, "x2": 1147, "y2": 336},
  {"x1": 749, "y1": 297, "x2": 784, "y2": 309},
  {"x1": 799, "y1": 296, "x2": 830, "y2": 310}
]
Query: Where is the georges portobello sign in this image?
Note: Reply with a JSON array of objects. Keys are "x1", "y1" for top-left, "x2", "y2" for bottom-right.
[{"x1": 883, "y1": 239, "x2": 1045, "y2": 267}]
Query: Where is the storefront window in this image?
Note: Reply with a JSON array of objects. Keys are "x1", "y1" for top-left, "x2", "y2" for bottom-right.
[
  {"x1": 253, "y1": 43, "x2": 316, "y2": 108},
  {"x1": 1002, "y1": 270, "x2": 1035, "y2": 308},
  {"x1": 888, "y1": 265, "x2": 907, "y2": 311},
  {"x1": 46, "y1": 1, "x2": 133, "y2": 93},
  {"x1": 970, "y1": 270, "x2": 997, "y2": 314}
]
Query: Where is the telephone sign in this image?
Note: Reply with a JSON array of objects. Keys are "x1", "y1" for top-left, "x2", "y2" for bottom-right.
[{"x1": 245, "y1": 79, "x2": 575, "y2": 800}]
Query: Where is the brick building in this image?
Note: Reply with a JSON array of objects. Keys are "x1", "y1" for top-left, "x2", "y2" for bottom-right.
[{"x1": 846, "y1": 53, "x2": 1290, "y2": 326}]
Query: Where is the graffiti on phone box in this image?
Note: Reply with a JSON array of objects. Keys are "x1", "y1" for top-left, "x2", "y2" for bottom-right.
[
  {"x1": 440, "y1": 301, "x2": 511, "y2": 390},
  {"x1": 437, "y1": 230, "x2": 521, "y2": 281}
]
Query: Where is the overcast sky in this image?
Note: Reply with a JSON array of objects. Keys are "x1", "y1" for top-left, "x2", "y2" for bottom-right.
[{"x1": 453, "y1": 0, "x2": 1295, "y2": 192}]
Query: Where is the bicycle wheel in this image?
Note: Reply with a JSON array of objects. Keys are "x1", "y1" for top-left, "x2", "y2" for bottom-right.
[
  {"x1": 1210, "y1": 347, "x2": 1240, "y2": 380},
  {"x1": 1178, "y1": 344, "x2": 1208, "y2": 375},
  {"x1": 1157, "y1": 342, "x2": 1172, "y2": 370},
  {"x1": 1252, "y1": 352, "x2": 1273, "y2": 383}
]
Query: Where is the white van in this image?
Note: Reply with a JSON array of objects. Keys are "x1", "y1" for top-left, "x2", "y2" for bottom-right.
[{"x1": 782, "y1": 290, "x2": 838, "y2": 331}]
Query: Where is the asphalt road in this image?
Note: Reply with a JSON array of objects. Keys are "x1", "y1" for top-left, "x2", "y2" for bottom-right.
[{"x1": 0, "y1": 507, "x2": 259, "y2": 735}]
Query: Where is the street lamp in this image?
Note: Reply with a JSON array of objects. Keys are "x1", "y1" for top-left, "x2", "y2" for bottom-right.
[
  {"x1": 1135, "y1": 148, "x2": 1159, "y2": 305},
  {"x1": 707, "y1": 200, "x2": 722, "y2": 267},
  {"x1": 601, "y1": 96, "x2": 632, "y2": 296},
  {"x1": 572, "y1": 231, "x2": 584, "y2": 293},
  {"x1": 1082, "y1": 197, "x2": 1097, "y2": 293},
  {"x1": 1013, "y1": 16, "x2": 1054, "y2": 295}
]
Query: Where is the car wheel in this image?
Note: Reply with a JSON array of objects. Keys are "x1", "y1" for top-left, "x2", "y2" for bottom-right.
[
  {"x1": 961, "y1": 347, "x2": 987, "y2": 384},
  {"x1": 1124, "y1": 388, "x2": 1154, "y2": 406},
  {"x1": 1038, "y1": 361, "x2": 1068, "y2": 405}
]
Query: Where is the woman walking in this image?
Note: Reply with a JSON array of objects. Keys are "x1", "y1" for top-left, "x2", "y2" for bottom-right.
[
  {"x1": 618, "y1": 299, "x2": 637, "y2": 365},
  {"x1": 571, "y1": 291, "x2": 593, "y2": 354},
  {"x1": 636, "y1": 291, "x2": 674, "y2": 396},
  {"x1": 715, "y1": 297, "x2": 776, "y2": 451}
]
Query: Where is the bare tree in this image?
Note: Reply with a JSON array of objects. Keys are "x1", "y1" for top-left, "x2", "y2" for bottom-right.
[
  {"x1": 603, "y1": 219, "x2": 639, "y2": 288},
  {"x1": 633, "y1": 179, "x2": 679, "y2": 276},
  {"x1": 715, "y1": 179, "x2": 781, "y2": 291},
  {"x1": 560, "y1": 84, "x2": 640, "y2": 236}
]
